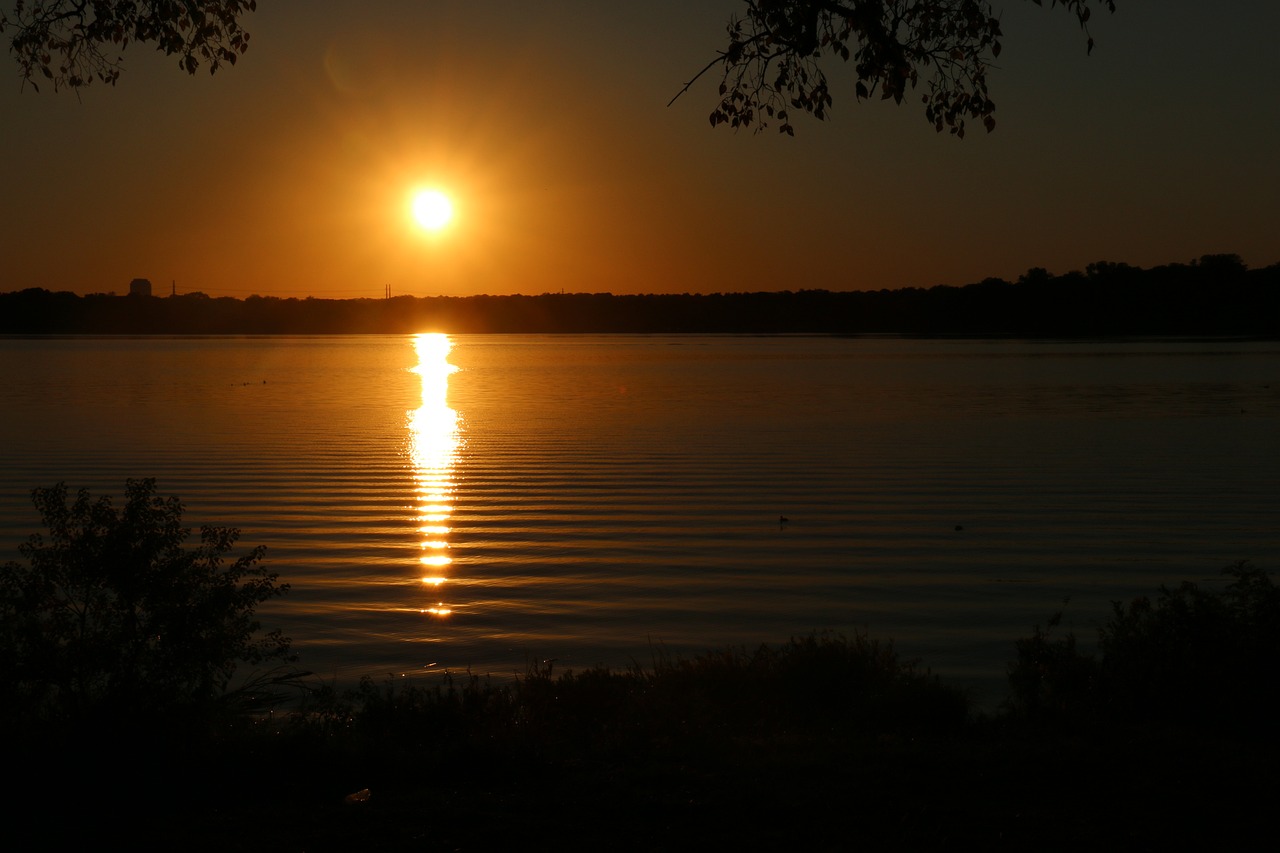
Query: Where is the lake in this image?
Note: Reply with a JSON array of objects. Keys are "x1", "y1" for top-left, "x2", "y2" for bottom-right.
[{"x1": 2, "y1": 334, "x2": 1278, "y2": 706}]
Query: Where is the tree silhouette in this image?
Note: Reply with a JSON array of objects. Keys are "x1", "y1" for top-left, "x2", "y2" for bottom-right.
[
  {"x1": 7, "y1": 2, "x2": 1111, "y2": 136},
  {"x1": 673, "y1": 0, "x2": 1117, "y2": 136},
  {"x1": 6, "y1": 2, "x2": 1116, "y2": 136},
  {"x1": 0, "y1": 478, "x2": 297, "y2": 727}
]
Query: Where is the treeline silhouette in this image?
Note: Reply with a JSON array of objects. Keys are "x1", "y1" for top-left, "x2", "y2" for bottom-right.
[{"x1": 4, "y1": 254, "x2": 1278, "y2": 336}]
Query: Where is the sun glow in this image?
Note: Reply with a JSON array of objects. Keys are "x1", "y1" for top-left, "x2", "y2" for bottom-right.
[{"x1": 411, "y1": 189, "x2": 454, "y2": 231}]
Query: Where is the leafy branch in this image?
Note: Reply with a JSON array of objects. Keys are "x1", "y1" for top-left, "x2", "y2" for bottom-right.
[
  {"x1": 1, "y1": 0, "x2": 257, "y2": 91},
  {"x1": 674, "y1": 0, "x2": 1117, "y2": 137}
]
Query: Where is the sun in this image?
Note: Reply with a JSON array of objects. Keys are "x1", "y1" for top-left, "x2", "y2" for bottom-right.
[{"x1": 411, "y1": 189, "x2": 454, "y2": 231}]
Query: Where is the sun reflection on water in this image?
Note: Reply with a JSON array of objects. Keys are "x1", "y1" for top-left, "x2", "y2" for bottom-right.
[{"x1": 408, "y1": 333, "x2": 460, "y2": 616}]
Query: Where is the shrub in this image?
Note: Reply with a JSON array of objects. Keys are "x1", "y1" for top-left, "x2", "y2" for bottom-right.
[
  {"x1": 1007, "y1": 562, "x2": 1280, "y2": 730},
  {"x1": 1097, "y1": 561, "x2": 1280, "y2": 727},
  {"x1": 0, "y1": 479, "x2": 299, "y2": 731}
]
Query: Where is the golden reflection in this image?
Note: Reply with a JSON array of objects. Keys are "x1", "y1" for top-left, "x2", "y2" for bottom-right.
[{"x1": 408, "y1": 333, "x2": 460, "y2": 616}]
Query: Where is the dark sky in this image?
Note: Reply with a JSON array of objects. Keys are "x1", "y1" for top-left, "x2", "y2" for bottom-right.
[{"x1": 2, "y1": 1, "x2": 1277, "y2": 298}]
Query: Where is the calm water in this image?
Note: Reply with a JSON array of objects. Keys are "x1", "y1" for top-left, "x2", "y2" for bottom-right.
[{"x1": 2, "y1": 334, "x2": 1278, "y2": 705}]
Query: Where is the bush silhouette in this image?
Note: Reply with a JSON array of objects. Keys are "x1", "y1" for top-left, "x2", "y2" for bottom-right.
[
  {"x1": 0, "y1": 479, "x2": 298, "y2": 730},
  {"x1": 1007, "y1": 561, "x2": 1280, "y2": 728},
  {"x1": 1097, "y1": 561, "x2": 1280, "y2": 727}
]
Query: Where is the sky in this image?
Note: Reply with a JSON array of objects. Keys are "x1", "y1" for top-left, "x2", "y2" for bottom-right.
[{"x1": 2, "y1": 1, "x2": 1277, "y2": 299}]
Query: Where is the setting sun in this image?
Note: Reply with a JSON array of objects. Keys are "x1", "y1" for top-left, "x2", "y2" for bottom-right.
[{"x1": 411, "y1": 189, "x2": 454, "y2": 231}]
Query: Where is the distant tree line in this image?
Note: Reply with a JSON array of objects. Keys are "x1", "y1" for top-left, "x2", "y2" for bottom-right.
[{"x1": 3, "y1": 255, "x2": 1277, "y2": 336}]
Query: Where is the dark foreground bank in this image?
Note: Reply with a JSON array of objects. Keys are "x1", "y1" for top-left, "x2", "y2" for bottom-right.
[
  {"x1": 3, "y1": 484, "x2": 1275, "y2": 848},
  {"x1": 8, "y1": 562, "x2": 1280, "y2": 851}
]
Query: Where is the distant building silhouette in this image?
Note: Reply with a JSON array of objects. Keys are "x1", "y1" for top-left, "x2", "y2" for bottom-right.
[{"x1": 129, "y1": 278, "x2": 153, "y2": 297}]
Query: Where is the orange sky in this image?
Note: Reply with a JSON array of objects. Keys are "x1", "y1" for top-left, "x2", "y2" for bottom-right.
[{"x1": 2, "y1": 1, "x2": 1277, "y2": 299}]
